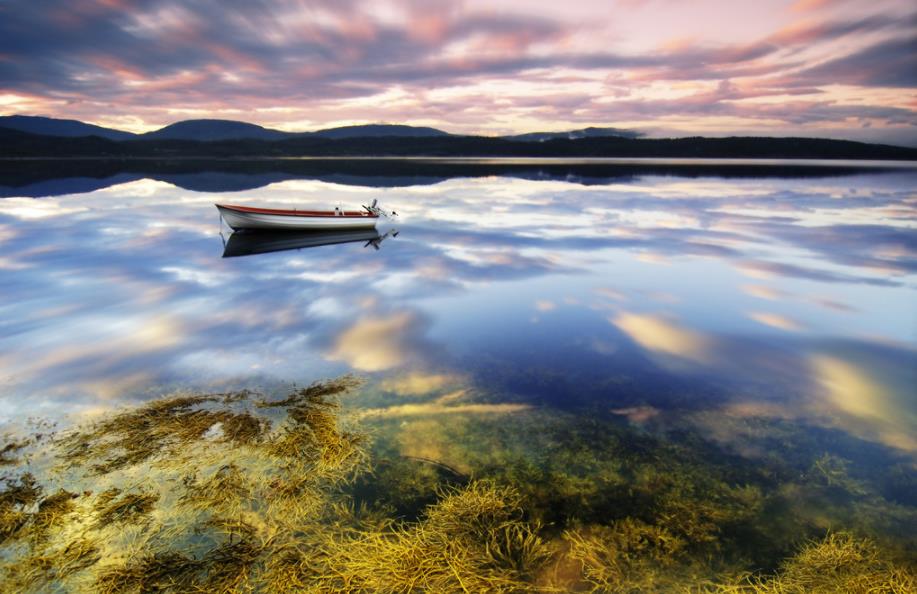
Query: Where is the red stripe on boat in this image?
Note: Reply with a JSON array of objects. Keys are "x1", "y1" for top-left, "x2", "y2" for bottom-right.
[{"x1": 217, "y1": 204, "x2": 377, "y2": 218}]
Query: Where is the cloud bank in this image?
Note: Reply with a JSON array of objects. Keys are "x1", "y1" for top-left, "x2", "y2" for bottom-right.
[{"x1": 0, "y1": 0, "x2": 914, "y2": 144}]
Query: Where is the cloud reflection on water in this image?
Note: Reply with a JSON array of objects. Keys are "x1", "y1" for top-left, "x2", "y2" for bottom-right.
[
  {"x1": 611, "y1": 313, "x2": 714, "y2": 364},
  {"x1": 810, "y1": 350, "x2": 917, "y2": 453},
  {"x1": 0, "y1": 168, "x2": 914, "y2": 457},
  {"x1": 327, "y1": 311, "x2": 430, "y2": 372}
]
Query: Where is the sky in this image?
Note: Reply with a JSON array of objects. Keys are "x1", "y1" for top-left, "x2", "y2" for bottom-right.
[{"x1": 0, "y1": 0, "x2": 915, "y2": 144}]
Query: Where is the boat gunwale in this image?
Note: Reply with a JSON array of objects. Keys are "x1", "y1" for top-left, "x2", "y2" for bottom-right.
[{"x1": 216, "y1": 203, "x2": 378, "y2": 218}]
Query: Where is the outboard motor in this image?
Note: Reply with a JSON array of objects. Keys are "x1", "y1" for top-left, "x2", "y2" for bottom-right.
[{"x1": 363, "y1": 198, "x2": 398, "y2": 219}]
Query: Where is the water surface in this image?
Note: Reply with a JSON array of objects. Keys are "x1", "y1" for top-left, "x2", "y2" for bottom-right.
[{"x1": 1, "y1": 159, "x2": 915, "y2": 589}]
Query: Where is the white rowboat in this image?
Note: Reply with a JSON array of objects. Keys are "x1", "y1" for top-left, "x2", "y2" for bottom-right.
[{"x1": 216, "y1": 200, "x2": 395, "y2": 231}]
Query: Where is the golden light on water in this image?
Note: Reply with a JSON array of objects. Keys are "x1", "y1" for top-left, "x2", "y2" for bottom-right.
[
  {"x1": 811, "y1": 354, "x2": 917, "y2": 453},
  {"x1": 748, "y1": 312, "x2": 804, "y2": 332},
  {"x1": 612, "y1": 313, "x2": 713, "y2": 364},
  {"x1": 380, "y1": 372, "x2": 459, "y2": 396},
  {"x1": 328, "y1": 312, "x2": 420, "y2": 371}
]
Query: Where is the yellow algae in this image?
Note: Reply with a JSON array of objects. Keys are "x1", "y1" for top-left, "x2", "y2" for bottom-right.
[
  {"x1": 4, "y1": 537, "x2": 101, "y2": 593},
  {"x1": 304, "y1": 481, "x2": 552, "y2": 593},
  {"x1": 0, "y1": 438, "x2": 30, "y2": 466},
  {"x1": 564, "y1": 519, "x2": 689, "y2": 592},
  {"x1": 94, "y1": 489, "x2": 159, "y2": 528},
  {"x1": 0, "y1": 472, "x2": 42, "y2": 544},
  {"x1": 29, "y1": 489, "x2": 78, "y2": 544},
  {"x1": 707, "y1": 532, "x2": 917, "y2": 593},
  {"x1": 1, "y1": 375, "x2": 916, "y2": 593},
  {"x1": 0, "y1": 379, "x2": 375, "y2": 593}
]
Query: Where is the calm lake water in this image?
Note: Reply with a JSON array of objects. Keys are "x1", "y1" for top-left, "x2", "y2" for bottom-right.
[{"x1": 1, "y1": 159, "x2": 915, "y2": 590}]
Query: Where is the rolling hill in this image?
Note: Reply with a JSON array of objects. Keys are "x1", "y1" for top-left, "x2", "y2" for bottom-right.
[
  {"x1": 0, "y1": 115, "x2": 137, "y2": 141},
  {"x1": 310, "y1": 124, "x2": 450, "y2": 139},
  {"x1": 139, "y1": 119, "x2": 289, "y2": 141},
  {"x1": 505, "y1": 126, "x2": 641, "y2": 142}
]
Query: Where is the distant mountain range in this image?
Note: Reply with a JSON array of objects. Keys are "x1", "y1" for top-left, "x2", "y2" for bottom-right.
[
  {"x1": 0, "y1": 115, "x2": 914, "y2": 160},
  {"x1": 0, "y1": 115, "x2": 637, "y2": 143}
]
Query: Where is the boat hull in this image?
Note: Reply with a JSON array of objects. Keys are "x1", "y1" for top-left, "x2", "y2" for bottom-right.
[{"x1": 217, "y1": 204, "x2": 378, "y2": 231}]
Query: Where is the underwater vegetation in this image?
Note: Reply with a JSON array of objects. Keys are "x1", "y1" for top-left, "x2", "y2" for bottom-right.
[
  {"x1": 708, "y1": 532, "x2": 916, "y2": 593},
  {"x1": 265, "y1": 480, "x2": 551, "y2": 593},
  {"x1": 0, "y1": 376, "x2": 370, "y2": 592},
  {"x1": 0, "y1": 375, "x2": 914, "y2": 592},
  {"x1": 366, "y1": 399, "x2": 917, "y2": 590},
  {"x1": 0, "y1": 439, "x2": 30, "y2": 466},
  {"x1": 562, "y1": 519, "x2": 697, "y2": 592}
]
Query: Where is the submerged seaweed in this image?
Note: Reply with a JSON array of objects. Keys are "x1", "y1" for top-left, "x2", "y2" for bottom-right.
[
  {"x1": 0, "y1": 376, "x2": 914, "y2": 593},
  {"x1": 180, "y1": 464, "x2": 253, "y2": 514},
  {"x1": 0, "y1": 439, "x2": 29, "y2": 467},
  {"x1": 56, "y1": 393, "x2": 266, "y2": 474},
  {"x1": 93, "y1": 489, "x2": 159, "y2": 528},
  {"x1": 0, "y1": 473, "x2": 41, "y2": 544},
  {"x1": 709, "y1": 532, "x2": 916, "y2": 593},
  {"x1": 5, "y1": 537, "x2": 102, "y2": 592},
  {"x1": 95, "y1": 520, "x2": 263, "y2": 594},
  {"x1": 30, "y1": 489, "x2": 78, "y2": 544},
  {"x1": 282, "y1": 480, "x2": 552, "y2": 593}
]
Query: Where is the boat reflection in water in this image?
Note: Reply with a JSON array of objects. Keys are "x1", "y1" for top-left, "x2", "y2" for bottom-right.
[{"x1": 221, "y1": 227, "x2": 398, "y2": 258}]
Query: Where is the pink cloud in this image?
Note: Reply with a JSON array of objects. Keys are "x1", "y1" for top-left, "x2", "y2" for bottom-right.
[
  {"x1": 790, "y1": 0, "x2": 837, "y2": 12},
  {"x1": 410, "y1": 13, "x2": 452, "y2": 43}
]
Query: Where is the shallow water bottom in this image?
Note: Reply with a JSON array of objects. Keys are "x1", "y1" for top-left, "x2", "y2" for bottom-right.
[{"x1": 1, "y1": 377, "x2": 914, "y2": 593}]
